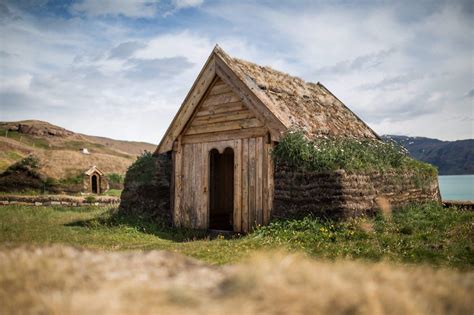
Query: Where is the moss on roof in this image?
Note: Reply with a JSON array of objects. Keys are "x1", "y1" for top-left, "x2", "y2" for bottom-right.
[{"x1": 215, "y1": 46, "x2": 378, "y2": 140}]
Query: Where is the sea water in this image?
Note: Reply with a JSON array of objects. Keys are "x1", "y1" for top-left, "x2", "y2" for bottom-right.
[{"x1": 438, "y1": 175, "x2": 474, "y2": 201}]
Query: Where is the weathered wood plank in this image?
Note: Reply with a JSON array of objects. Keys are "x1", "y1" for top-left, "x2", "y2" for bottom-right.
[
  {"x1": 267, "y1": 142, "x2": 274, "y2": 221},
  {"x1": 192, "y1": 143, "x2": 202, "y2": 228},
  {"x1": 191, "y1": 110, "x2": 255, "y2": 126},
  {"x1": 248, "y1": 138, "x2": 256, "y2": 230},
  {"x1": 181, "y1": 128, "x2": 268, "y2": 145},
  {"x1": 241, "y1": 138, "x2": 249, "y2": 233},
  {"x1": 170, "y1": 148, "x2": 176, "y2": 224},
  {"x1": 188, "y1": 144, "x2": 195, "y2": 227},
  {"x1": 185, "y1": 118, "x2": 264, "y2": 135},
  {"x1": 262, "y1": 141, "x2": 269, "y2": 225},
  {"x1": 173, "y1": 139, "x2": 183, "y2": 227},
  {"x1": 181, "y1": 144, "x2": 190, "y2": 227},
  {"x1": 233, "y1": 139, "x2": 242, "y2": 232},
  {"x1": 195, "y1": 102, "x2": 246, "y2": 117},
  {"x1": 256, "y1": 137, "x2": 263, "y2": 226},
  {"x1": 200, "y1": 92, "x2": 241, "y2": 108},
  {"x1": 201, "y1": 143, "x2": 209, "y2": 229},
  {"x1": 208, "y1": 82, "x2": 232, "y2": 96}
]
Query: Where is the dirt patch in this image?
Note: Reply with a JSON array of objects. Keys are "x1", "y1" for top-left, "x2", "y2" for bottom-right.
[{"x1": 1, "y1": 245, "x2": 472, "y2": 315}]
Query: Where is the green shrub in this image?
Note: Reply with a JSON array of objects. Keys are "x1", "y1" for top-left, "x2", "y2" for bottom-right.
[
  {"x1": 85, "y1": 196, "x2": 96, "y2": 204},
  {"x1": 272, "y1": 130, "x2": 437, "y2": 176},
  {"x1": 106, "y1": 173, "x2": 124, "y2": 184},
  {"x1": 126, "y1": 151, "x2": 157, "y2": 184},
  {"x1": 59, "y1": 174, "x2": 83, "y2": 185},
  {"x1": 0, "y1": 155, "x2": 57, "y2": 193},
  {"x1": 9, "y1": 155, "x2": 40, "y2": 172}
]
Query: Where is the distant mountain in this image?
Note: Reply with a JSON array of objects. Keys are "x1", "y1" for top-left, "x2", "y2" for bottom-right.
[
  {"x1": 0, "y1": 120, "x2": 156, "y2": 179},
  {"x1": 383, "y1": 135, "x2": 474, "y2": 175}
]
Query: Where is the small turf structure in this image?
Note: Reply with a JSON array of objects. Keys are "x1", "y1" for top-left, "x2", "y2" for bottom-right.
[{"x1": 120, "y1": 46, "x2": 441, "y2": 232}]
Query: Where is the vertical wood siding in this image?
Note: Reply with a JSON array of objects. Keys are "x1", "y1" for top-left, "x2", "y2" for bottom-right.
[{"x1": 173, "y1": 136, "x2": 272, "y2": 232}]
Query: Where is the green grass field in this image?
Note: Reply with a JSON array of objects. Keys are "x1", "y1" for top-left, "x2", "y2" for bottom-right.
[{"x1": 0, "y1": 203, "x2": 472, "y2": 268}]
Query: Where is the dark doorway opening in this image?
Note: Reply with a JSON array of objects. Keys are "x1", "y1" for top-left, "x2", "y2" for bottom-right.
[
  {"x1": 209, "y1": 147, "x2": 234, "y2": 231},
  {"x1": 91, "y1": 175, "x2": 98, "y2": 194}
]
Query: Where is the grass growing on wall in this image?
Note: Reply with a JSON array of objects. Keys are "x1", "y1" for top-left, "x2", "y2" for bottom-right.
[
  {"x1": 272, "y1": 130, "x2": 437, "y2": 176},
  {"x1": 106, "y1": 173, "x2": 124, "y2": 185},
  {"x1": 125, "y1": 151, "x2": 157, "y2": 184}
]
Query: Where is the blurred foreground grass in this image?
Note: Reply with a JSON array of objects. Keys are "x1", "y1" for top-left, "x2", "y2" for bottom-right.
[
  {"x1": 0, "y1": 202, "x2": 472, "y2": 268},
  {"x1": 1, "y1": 246, "x2": 473, "y2": 315}
]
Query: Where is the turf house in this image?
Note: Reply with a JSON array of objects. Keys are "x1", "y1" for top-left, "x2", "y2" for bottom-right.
[{"x1": 120, "y1": 46, "x2": 440, "y2": 233}]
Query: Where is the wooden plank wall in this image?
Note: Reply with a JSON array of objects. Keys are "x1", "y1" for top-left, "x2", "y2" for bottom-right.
[
  {"x1": 173, "y1": 76, "x2": 274, "y2": 233},
  {"x1": 174, "y1": 142, "x2": 209, "y2": 229},
  {"x1": 173, "y1": 136, "x2": 272, "y2": 232},
  {"x1": 184, "y1": 78, "x2": 264, "y2": 137}
]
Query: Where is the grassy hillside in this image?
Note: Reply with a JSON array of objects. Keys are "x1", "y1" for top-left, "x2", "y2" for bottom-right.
[
  {"x1": 384, "y1": 135, "x2": 474, "y2": 175},
  {"x1": 0, "y1": 120, "x2": 156, "y2": 180}
]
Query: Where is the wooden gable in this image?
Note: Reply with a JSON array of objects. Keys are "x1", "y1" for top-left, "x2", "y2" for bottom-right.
[
  {"x1": 182, "y1": 77, "x2": 265, "y2": 138},
  {"x1": 156, "y1": 47, "x2": 287, "y2": 153}
]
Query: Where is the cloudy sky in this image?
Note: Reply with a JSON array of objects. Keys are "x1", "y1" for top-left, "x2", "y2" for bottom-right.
[{"x1": 0, "y1": 0, "x2": 472, "y2": 143}]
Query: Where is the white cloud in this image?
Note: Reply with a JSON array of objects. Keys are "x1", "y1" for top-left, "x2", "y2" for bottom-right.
[
  {"x1": 135, "y1": 31, "x2": 212, "y2": 64},
  {"x1": 172, "y1": 0, "x2": 203, "y2": 10},
  {"x1": 71, "y1": 0, "x2": 159, "y2": 18},
  {"x1": 108, "y1": 41, "x2": 146, "y2": 59},
  {"x1": 0, "y1": 74, "x2": 32, "y2": 93}
]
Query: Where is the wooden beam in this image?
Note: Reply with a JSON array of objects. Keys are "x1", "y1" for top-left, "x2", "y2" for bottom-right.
[
  {"x1": 185, "y1": 118, "x2": 263, "y2": 135},
  {"x1": 195, "y1": 102, "x2": 246, "y2": 117},
  {"x1": 241, "y1": 138, "x2": 249, "y2": 233},
  {"x1": 233, "y1": 139, "x2": 242, "y2": 232},
  {"x1": 200, "y1": 92, "x2": 240, "y2": 108},
  {"x1": 267, "y1": 142, "x2": 274, "y2": 221},
  {"x1": 201, "y1": 142, "x2": 209, "y2": 229},
  {"x1": 256, "y1": 137, "x2": 263, "y2": 226},
  {"x1": 181, "y1": 127, "x2": 268, "y2": 144},
  {"x1": 262, "y1": 141, "x2": 269, "y2": 225},
  {"x1": 191, "y1": 110, "x2": 255, "y2": 126},
  {"x1": 173, "y1": 137, "x2": 183, "y2": 227},
  {"x1": 208, "y1": 82, "x2": 232, "y2": 96},
  {"x1": 248, "y1": 138, "x2": 256, "y2": 230}
]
